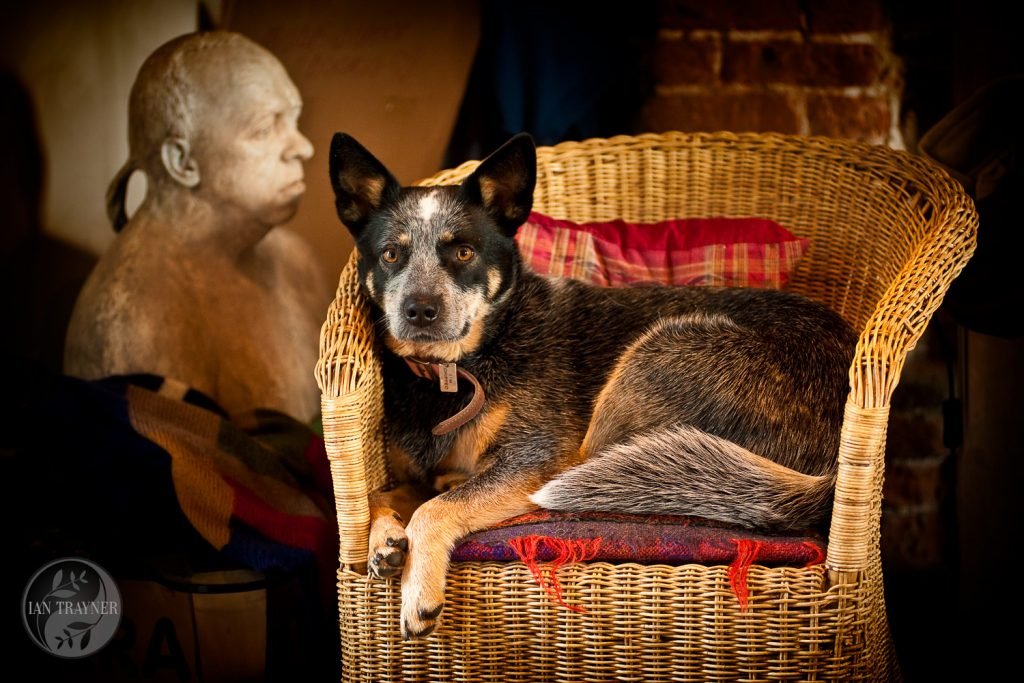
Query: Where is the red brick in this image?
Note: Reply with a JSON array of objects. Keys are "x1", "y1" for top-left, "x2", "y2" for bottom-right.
[
  {"x1": 880, "y1": 506, "x2": 947, "y2": 572},
  {"x1": 883, "y1": 450, "x2": 945, "y2": 508},
  {"x1": 881, "y1": 452, "x2": 951, "y2": 572},
  {"x1": 659, "y1": 0, "x2": 802, "y2": 30},
  {"x1": 806, "y1": 93, "x2": 891, "y2": 141},
  {"x1": 655, "y1": 36, "x2": 721, "y2": 85},
  {"x1": 643, "y1": 90, "x2": 802, "y2": 133},
  {"x1": 658, "y1": 0, "x2": 730, "y2": 29},
  {"x1": 886, "y1": 412, "x2": 946, "y2": 466},
  {"x1": 729, "y1": 0, "x2": 803, "y2": 30},
  {"x1": 724, "y1": 40, "x2": 886, "y2": 87},
  {"x1": 805, "y1": 0, "x2": 887, "y2": 33},
  {"x1": 722, "y1": 39, "x2": 805, "y2": 84},
  {"x1": 806, "y1": 42, "x2": 885, "y2": 86}
]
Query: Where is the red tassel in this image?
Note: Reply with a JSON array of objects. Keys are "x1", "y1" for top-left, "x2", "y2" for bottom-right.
[
  {"x1": 508, "y1": 535, "x2": 601, "y2": 613},
  {"x1": 509, "y1": 535, "x2": 546, "y2": 591},
  {"x1": 801, "y1": 540, "x2": 826, "y2": 567},
  {"x1": 728, "y1": 538, "x2": 762, "y2": 610}
]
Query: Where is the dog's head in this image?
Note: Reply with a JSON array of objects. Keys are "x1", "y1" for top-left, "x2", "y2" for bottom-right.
[{"x1": 329, "y1": 133, "x2": 536, "y2": 362}]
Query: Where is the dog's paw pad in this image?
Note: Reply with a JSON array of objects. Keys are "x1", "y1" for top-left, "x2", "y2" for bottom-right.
[
  {"x1": 386, "y1": 536, "x2": 409, "y2": 553},
  {"x1": 369, "y1": 546, "x2": 405, "y2": 578},
  {"x1": 402, "y1": 603, "x2": 444, "y2": 640},
  {"x1": 368, "y1": 525, "x2": 408, "y2": 579},
  {"x1": 419, "y1": 603, "x2": 444, "y2": 620},
  {"x1": 371, "y1": 551, "x2": 404, "y2": 578}
]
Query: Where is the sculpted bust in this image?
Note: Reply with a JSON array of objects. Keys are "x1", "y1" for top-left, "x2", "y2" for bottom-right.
[{"x1": 65, "y1": 31, "x2": 330, "y2": 423}]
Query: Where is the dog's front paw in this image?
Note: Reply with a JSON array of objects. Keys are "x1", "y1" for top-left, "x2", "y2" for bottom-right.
[
  {"x1": 368, "y1": 512, "x2": 409, "y2": 578},
  {"x1": 401, "y1": 599, "x2": 444, "y2": 640},
  {"x1": 399, "y1": 521, "x2": 449, "y2": 639}
]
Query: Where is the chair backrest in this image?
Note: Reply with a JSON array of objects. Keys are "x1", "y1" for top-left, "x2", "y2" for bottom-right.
[{"x1": 422, "y1": 132, "x2": 971, "y2": 334}]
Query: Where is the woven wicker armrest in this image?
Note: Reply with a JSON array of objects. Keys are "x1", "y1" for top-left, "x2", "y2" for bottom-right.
[
  {"x1": 316, "y1": 255, "x2": 385, "y2": 567},
  {"x1": 827, "y1": 153, "x2": 977, "y2": 574}
]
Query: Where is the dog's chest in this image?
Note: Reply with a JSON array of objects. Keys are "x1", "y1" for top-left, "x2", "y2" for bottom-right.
[
  {"x1": 383, "y1": 357, "x2": 511, "y2": 487},
  {"x1": 430, "y1": 402, "x2": 509, "y2": 491}
]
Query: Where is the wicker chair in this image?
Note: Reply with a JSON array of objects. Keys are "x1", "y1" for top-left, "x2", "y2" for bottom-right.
[{"x1": 315, "y1": 132, "x2": 977, "y2": 682}]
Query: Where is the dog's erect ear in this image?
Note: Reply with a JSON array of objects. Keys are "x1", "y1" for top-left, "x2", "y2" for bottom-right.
[
  {"x1": 329, "y1": 133, "x2": 401, "y2": 237},
  {"x1": 460, "y1": 133, "x2": 536, "y2": 236}
]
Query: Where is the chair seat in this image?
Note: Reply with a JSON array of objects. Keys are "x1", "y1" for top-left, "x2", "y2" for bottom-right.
[
  {"x1": 453, "y1": 510, "x2": 826, "y2": 611},
  {"x1": 453, "y1": 510, "x2": 825, "y2": 566}
]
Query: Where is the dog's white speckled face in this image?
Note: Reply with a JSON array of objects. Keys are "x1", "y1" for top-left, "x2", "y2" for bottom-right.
[
  {"x1": 367, "y1": 187, "x2": 497, "y2": 357},
  {"x1": 329, "y1": 133, "x2": 536, "y2": 361}
]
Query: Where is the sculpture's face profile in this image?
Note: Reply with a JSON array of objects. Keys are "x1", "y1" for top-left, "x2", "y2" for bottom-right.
[{"x1": 191, "y1": 54, "x2": 314, "y2": 227}]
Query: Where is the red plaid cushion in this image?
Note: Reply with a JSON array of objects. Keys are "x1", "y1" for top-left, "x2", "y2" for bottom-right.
[{"x1": 516, "y1": 211, "x2": 810, "y2": 289}]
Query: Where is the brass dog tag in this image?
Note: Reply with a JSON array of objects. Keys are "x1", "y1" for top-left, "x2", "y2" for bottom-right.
[{"x1": 439, "y1": 363, "x2": 458, "y2": 392}]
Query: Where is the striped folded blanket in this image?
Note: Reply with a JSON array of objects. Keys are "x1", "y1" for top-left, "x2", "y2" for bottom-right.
[{"x1": 17, "y1": 373, "x2": 336, "y2": 586}]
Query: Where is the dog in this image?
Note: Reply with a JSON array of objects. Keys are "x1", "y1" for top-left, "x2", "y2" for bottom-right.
[{"x1": 328, "y1": 132, "x2": 857, "y2": 640}]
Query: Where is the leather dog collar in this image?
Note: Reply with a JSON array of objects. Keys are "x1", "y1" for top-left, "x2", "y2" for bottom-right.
[{"x1": 404, "y1": 358, "x2": 486, "y2": 436}]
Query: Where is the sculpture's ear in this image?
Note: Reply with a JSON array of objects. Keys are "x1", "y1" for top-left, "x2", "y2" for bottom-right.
[
  {"x1": 459, "y1": 133, "x2": 536, "y2": 236},
  {"x1": 161, "y1": 137, "x2": 200, "y2": 188},
  {"x1": 329, "y1": 133, "x2": 401, "y2": 238}
]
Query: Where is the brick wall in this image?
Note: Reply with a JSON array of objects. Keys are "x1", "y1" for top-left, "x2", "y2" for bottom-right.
[{"x1": 644, "y1": 0, "x2": 902, "y2": 146}]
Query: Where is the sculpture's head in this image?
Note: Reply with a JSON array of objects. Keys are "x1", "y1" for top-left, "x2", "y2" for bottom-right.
[{"x1": 109, "y1": 30, "x2": 314, "y2": 231}]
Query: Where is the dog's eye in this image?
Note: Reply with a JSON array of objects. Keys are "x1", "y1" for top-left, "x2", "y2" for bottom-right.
[
  {"x1": 381, "y1": 247, "x2": 399, "y2": 264},
  {"x1": 456, "y1": 245, "x2": 475, "y2": 262}
]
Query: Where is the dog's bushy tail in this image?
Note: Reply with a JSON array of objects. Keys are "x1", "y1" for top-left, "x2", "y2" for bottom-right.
[{"x1": 530, "y1": 425, "x2": 835, "y2": 531}]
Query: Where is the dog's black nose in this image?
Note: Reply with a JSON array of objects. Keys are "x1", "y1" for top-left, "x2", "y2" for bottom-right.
[{"x1": 403, "y1": 295, "x2": 441, "y2": 327}]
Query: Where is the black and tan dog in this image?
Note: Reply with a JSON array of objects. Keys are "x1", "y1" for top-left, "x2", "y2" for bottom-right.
[{"x1": 328, "y1": 132, "x2": 857, "y2": 639}]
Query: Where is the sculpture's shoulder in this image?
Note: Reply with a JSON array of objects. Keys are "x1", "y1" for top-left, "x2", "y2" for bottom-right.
[
  {"x1": 63, "y1": 229, "x2": 195, "y2": 377},
  {"x1": 62, "y1": 222, "x2": 327, "y2": 421},
  {"x1": 259, "y1": 227, "x2": 332, "y2": 308}
]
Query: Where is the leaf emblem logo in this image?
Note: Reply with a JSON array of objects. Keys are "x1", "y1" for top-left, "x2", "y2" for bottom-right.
[{"x1": 21, "y1": 558, "x2": 121, "y2": 658}]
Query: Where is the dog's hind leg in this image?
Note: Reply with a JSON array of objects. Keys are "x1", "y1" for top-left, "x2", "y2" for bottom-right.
[
  {"x1": 533, "y1": 313, "x2": 841, "y2": 530},
  {"x1": 579, "y1": 312, "x2": 840, "y2": 473}
]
